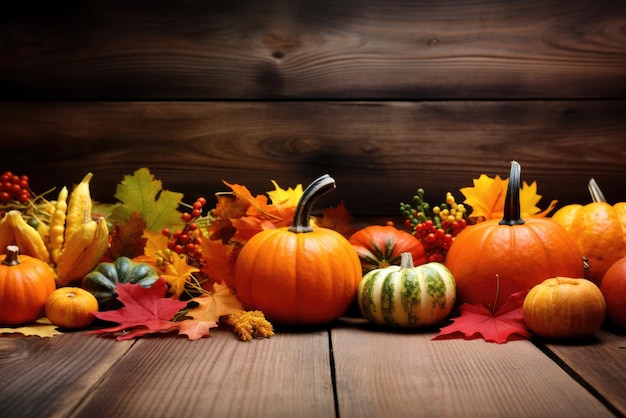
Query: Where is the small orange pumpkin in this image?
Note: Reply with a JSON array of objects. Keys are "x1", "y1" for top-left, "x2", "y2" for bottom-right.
[
  {"x1": 235, "y1": 174, "x2": 362, "y2": 325},
  {"x1": 0, "y1": 245, "x2": 57, "y2": 325},
  {"x1": 445, "y1": 162, "x2": 585, "y2": 311},
  {"x1": 551, "y1": 179, "x2": 626, "y2": 285},
  {"x1": 45, "y1": 287, "x2": 99, "y2": 329},
  {"x1": 523, "y1": 277, "x2": 606, "y2": 339}
]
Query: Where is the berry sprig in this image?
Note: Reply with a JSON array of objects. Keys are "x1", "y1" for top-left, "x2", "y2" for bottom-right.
[
  {"x1": 162, "y1": 197, "x2": 208, "y2": 266},
  {"x1": 0, "y1": 171, "x2": 31, "y2": 203},
  {"x1": 400, "y1": 188, "x2": 469, "y2": 262}
]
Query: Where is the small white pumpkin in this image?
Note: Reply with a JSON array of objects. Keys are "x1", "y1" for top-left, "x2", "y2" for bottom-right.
[{"x1": 358, "y1": 252, "x2": 456, "y2": 328}]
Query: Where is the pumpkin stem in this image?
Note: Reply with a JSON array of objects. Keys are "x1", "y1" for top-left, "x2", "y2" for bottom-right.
[
  {"x1": 588, "y1": 178, "x2": 607, "y2": 203},
  {"x1": 288, "y1": 174, "x2": 336, "y2": 233},
  {"x1": 2, "y1": 245, "x2": 21, "y2": 267},
  {"x1": 499, "y1": 160, "x2": 525, "y2": 226},
  {"x1": 400, "y1": 252, "x2": 414, "y2": 269}
]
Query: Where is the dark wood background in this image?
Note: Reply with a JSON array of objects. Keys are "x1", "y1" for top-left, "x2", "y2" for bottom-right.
[{"x1": 1, "y1": 0, "x2": 625, "y2": 217}]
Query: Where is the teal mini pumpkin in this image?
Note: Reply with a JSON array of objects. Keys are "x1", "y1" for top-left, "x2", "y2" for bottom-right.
[
  {"x1": 358, "y1": 252, "x2": 456, "y2": 328},
  {"x1": 80, "y1": 256, "x2": 160, "y2": 310}
]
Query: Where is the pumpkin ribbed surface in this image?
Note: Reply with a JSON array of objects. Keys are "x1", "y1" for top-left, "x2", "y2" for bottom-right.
[
  {"x1": 0, "y1": 246, "x2": 56, "y2": 325},
  {"x1": 235, "y1": 226, "x2": 361, "y2": 325},
  {"x1": 235, "y1": 174, "x2": 362, "y2": 326},
  {"x1": 446, "y1": 217, "x2": 585, "y2": 309},
  {"x1": 349, "y1": 222, "x2": 427, "y2": 274},
  {"x1": 358, "y1": 260, "x2": 455, "y2": 328},
  {"x1": 552, "y1": 201, "x2": 626, "y2": 285}
]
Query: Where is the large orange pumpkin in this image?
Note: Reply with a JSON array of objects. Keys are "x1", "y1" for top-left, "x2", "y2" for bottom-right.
[
  {"x1": 0, "y1": 245, "x2": 57, "y2": 325},
  {"x1": 551, "y1": 179, "x2": 626, "y2": 285},
  {"x1": 235, "y1": 174, "x2": 362, "y2": 325},
  {"x1": 445, "y1": 162, "x2": 585, "y2": 311}
]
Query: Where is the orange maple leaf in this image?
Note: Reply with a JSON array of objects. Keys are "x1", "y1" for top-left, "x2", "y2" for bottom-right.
[
  {"x1": 197, "y1": 234, "x2": 240, "y2": 289},
  {"x1": 223, "y1": 181, "x2": 276, "y2": 219},
  {"x1": 314, "y1": 203, "x2": 356, "y2": 238},
  {"x1": 187, "y1": 282, "x2": 244, "y2": 323},
  {"x1": 213, "y1": 191, "x2": 249, "y2": 219},
  {"x1": 141, "y1": 229, "x2": 169, "y2": 259}
]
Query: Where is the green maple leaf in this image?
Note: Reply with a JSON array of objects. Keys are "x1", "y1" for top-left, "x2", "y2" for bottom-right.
[{"x1": 110, "y1": 168, "x2": 185, "y2": 232}]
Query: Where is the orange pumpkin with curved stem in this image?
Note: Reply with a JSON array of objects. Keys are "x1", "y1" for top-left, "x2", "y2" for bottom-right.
[
  {"x1": 551, "y1": 179, "x2": 626, "y2": 285},
  {"x1": 0, "y1": 245, "x2": 56, "y2": 325},
  {"x1": 235, "y1": 174, "x2": 362, "y2": 325},
  {"x1": 445, "y1": 162, "x2": 585, "y2": 311}
]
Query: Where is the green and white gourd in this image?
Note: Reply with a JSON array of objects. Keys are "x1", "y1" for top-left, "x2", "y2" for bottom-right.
[{"x1": 358, "y1": 252, "x2": 456, "y2": 328}]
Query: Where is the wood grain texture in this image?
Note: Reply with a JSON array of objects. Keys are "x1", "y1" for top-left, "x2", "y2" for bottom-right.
[
  {"x1": 1, "y1": 0, "x2": 625, "y2": 99},
  {"x1": 0, "y1": 332, "x2": 133, "y2": 418},
  {"x1": 72, "y1": 329, "x2": 334, "y2": 418},
  {"x1": 1, "y1": 100, "x2": 624, "y2": 216},
  {"x1": 540, "y1": 329, "x2": 626, "y2": 417},
  {"x1": 331, "y1": 319, "x2": 615, "y2": 418}
]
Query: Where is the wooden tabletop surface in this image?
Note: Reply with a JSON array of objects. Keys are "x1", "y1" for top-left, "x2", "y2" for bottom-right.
[{"x1": 1, "y1": 316, "x2": 624, "y2": 418}]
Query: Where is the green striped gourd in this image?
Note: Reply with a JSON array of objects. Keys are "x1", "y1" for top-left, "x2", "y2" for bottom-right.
[{"x1": 358, "y1": 252, "x2": 456, "y2": 328}]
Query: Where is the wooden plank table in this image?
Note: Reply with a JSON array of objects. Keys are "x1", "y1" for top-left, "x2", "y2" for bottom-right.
[{"x1": 1, "y1": 317, "x2": 624, "y2": 418}]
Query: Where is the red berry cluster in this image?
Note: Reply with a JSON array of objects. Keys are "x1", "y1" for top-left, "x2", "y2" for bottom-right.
[
  {"x1": 0, "y1": 171, "x2": 31, "y2": 203},
  {"x1": 162, "y1": 197, "x2": 207, "y2": 265},
  {"x1": 412, "y1": 218, "x2": 467, "y2": 262},
  {"x1": 400, "y1": 188, "x2": 469, "y2": 263}
]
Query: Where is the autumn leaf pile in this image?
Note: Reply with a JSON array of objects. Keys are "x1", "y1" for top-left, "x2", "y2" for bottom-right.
[{"x1": 0, "y1": 168, "x2": 355, "y2": 341}]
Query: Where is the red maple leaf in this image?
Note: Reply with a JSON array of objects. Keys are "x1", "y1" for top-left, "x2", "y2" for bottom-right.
[
  {"x1": 86, "y1": 279, "x2": 216, "y2": 341},
  {"x1": 433, "y1": 290, "x2": 531, "y2": 344}
]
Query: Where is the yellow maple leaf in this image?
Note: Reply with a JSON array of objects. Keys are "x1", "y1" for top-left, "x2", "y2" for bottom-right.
[
  {"x1": 0, "y1": 317, "x2": 62, "y2": 338},
  {"x1": 162, "y1": 253, "x2": 199, "y2": 299},
  {"x1": 267, "y1": 180, "x2": 303, "y2": 206},
  {"x1": 461, "y1": 174, "x2": 557, "y2": 222},
  {"x1": 460, "y1": 174, "x2": 507, "y2": 222},
  {"x1": 519, "y1": 181, "x2": 558, "y2": 218},
  {"x1": 187, "y1": 282, "x2": 244, "y2": 323}
]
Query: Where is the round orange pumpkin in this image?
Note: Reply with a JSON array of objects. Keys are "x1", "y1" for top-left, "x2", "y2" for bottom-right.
[
  {"x1": 551, "y1": 179, "x2": 626, "y2": 285},
  {"x1": 349, "y1": 221, "x2": 427, "y2": 274},
  {"x1": 600, "y1": 256, "x2": 626, "y2": 329},
  {"x1": 235, "y1": 174, "x2": 362, "y2": 325},
  {"x1": 45, "y1": 287, "x2": 99, "y2": 329},
  {"x1": 523, "y1": 277, "x2": 606, "y2": 339},
  {"x1": 445, "y1": 162, "x2": 585, "y2": 311},
  {"x1": 0, "y1": 245, "x2": 57, "y2": 325}
]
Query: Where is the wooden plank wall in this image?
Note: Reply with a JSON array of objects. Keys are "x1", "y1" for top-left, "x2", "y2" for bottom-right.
[{"x1": 1, "y1": 0, "x2": 625, "y2": 217}]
